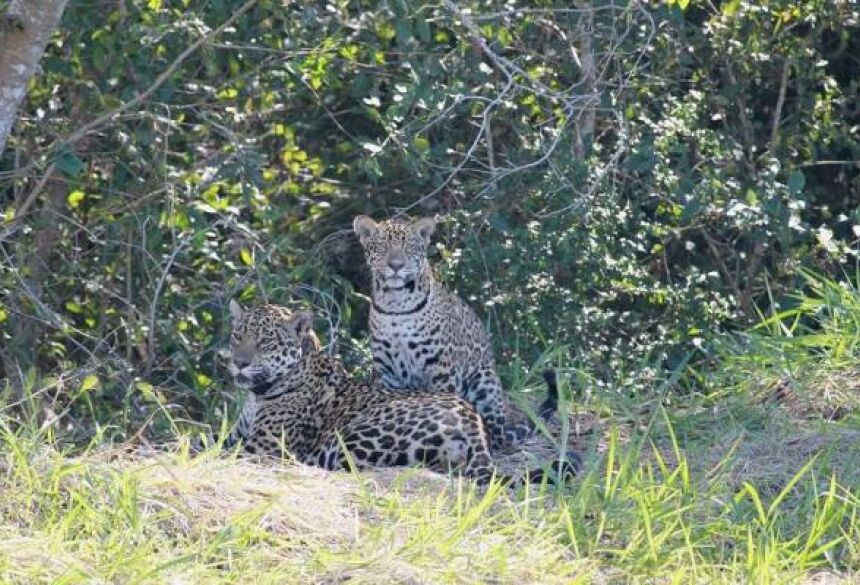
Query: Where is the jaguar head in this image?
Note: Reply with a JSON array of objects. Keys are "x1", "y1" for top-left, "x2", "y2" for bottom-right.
[
  {"x1": 227, "y1": 300, "x2": 320, "y2": 396},
  {"x1": 353, "y1": 215, "x2": 436, "y2": 290}
]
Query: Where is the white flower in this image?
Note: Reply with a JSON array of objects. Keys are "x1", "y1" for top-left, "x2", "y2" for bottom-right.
[
  {"x1": 816, "y1": 226, "x2": 836, "y2": 252},
  {"x1": 788, "y1": 215, "x2": 805, "y2": 232}
]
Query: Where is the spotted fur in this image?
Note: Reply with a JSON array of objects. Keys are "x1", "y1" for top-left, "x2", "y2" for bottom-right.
[
  {"x1": 224, "y1": 301, "x2": 577, "y2": 485},
  {"x1": 353, "y1": 215, "x2": 556, "y2": 449}
]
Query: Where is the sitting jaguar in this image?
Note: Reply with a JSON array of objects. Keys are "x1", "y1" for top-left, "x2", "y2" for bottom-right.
[
  {"x1": 223, "y1": 300, "x2": 578, "y2": 486},
  {"x1": 353, "y1": 215, "x2": 556, "y2": 449}
]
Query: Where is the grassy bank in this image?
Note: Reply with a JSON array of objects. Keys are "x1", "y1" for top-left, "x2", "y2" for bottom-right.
[
  {"x1": 3, "y1": 274, "x2": 860, "y2": 583},
  {"x1": 1, "y1": 397, "x2": 858, "y2": 583}
]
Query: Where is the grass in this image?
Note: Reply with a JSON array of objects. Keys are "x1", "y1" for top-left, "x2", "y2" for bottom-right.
[
  {"x1": 3, "y1": 271, "x2": 860, "y2": 583},
  {"x1": 1, "y1": 394, "x2": 859, "y2": 584}
]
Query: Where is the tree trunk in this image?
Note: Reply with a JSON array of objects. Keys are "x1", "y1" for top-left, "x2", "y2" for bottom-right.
[{"x1": 0, "y1": 0, "x2": 69, "y2": 155}]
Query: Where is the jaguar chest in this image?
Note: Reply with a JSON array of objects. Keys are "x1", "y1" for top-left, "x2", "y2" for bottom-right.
[
  {"x1": 238, "y1": 394, "x2": 259, "y2": 434},
  {"x1": 370, "y1": 310, "x2": 446, "y2": 388}
]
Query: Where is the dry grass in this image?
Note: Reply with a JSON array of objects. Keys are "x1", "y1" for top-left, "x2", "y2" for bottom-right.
[
  {"x1": 0, "y1": 437, "x2": 595, "y2": 584},
  {"x1": 752, "y1": 368, "x2": 860, "y2": 421}
]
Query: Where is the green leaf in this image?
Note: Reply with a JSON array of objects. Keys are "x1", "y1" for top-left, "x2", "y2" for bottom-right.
[
  {"x1": 376, "y1": 22, "x2": 396, "y2": 41},
  {"x1": 395, "y1": 19, "x2": 412, "y2": 46},
  {"x1": 137, "y1": 381, "x2": 164, "y2": 403},
  {"x1": 722, "y1": 0, "x2": 741, "y2": 16},
  {"x1": 67, "y1": 190, "x2": 86, "y2": 209},
  {"x1": 42, "y1": 56, "x2": 73, "y2": 77},
  {"x1": 745, "y1": 188, "x2": 759, "y2": 206},
  {"x1": 240, "y1": 248, "x2": 253, "y2": 266},
  {"x1": 65, "y1": 301, "x2": 83, "y2": 314},
  {"x1": 415, "y1": 18, "x2": 430, "y2": 43},
  {"x1": 412, "y1": 136, "x2": 429, "y2": 152},
  {"x1": 497, "y1": 27, "x2": 512, "y2": 47},
  {"x1": 788, "y1": 170, "x2": 806, "y2": 194},
  {"x1": 80, "y1": 374, "x2": 100, "y2": 393},
  {"x1": 677, "y1": 0, "x2": 690, "y2": 9},
  {"x1": 54, "y1": 150, "x2": 85, "y2": 177}
]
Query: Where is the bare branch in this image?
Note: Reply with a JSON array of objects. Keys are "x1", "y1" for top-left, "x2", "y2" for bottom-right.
[
  {"x1": 770, "y1": 58, "x2": 791, "y2": 147},
  {"x1": 391, "y1": 1, "x2": 652, "y2": 215}
]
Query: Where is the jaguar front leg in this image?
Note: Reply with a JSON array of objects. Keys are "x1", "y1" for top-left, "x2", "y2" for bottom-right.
[{"x1": 456, "y1": 368, "x2": 511, "y2": 451}]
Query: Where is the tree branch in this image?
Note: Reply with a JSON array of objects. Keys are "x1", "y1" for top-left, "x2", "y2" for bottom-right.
[
  {"x1": 769, "y1": 58, "x2": 791, "y2": 147},
  {"x1": 2, "y1": 0, "x2": 258, "y2": 242},
  {"x1": 62, "y1": 0, "x2": 258, "y2": 148}
]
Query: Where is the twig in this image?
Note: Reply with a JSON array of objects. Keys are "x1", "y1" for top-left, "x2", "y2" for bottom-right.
[
  {"x1": 394, "y1": 0, "x2": 648, "y2": 215},
  {"x1": 769, "y1": 58, "x2": 791, "y2": 147},
  {"x1": 395, "y1": 77, "x2": 517, "y2": 215},
  {"x1": 144, "y1": 236, "x2": 190, "y2": 375},
  {"x1": 469, "y1": 6, "x2": 628, "y2": 20},
  {"x1": 443, "y1": 0, "x2": 570, "y2": 99},
  {"x1": 797, "y1": 160, "x2": 860, "y2": 168},
  {"x1": 483, "y1": 115, "x2": 495, "y2": 174},
  {"x1": 742, "y1": 239, "x2": 766, "y2": 313},
  {"x1": 536, "y1": 17, "x2": 580, "y2": 68},
  {"x1": 724, "y1": 65, "x2": 757, "y2": 177},
  {"x1": 700, "y1": 228, "x2": 749, "y2": 317},
  {"x1": 0, "y1": 162, "x2": 55, "y2": 243},
  {"x1": 0, "y1": 244, "x2": 105, "y2": 361}
]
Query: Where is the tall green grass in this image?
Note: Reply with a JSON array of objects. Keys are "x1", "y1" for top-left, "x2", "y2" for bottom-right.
[{"x1": 707, "y1": 270, "x2": 860, "y2": 416}]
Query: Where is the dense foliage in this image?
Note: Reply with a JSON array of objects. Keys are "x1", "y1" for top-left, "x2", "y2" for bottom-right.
[{"x1": 1, "y1": 0, "x2": 858, "y2": 436}]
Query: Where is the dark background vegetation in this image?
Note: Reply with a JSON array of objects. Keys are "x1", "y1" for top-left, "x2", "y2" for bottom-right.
[{"x1": 1, "y1": 0, "x2": 859, "y2": 440}]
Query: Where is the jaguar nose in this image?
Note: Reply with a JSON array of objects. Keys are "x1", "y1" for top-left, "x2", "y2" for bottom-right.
[
  {"x1": 388, "y1": 258, "x2": 405, "y2": 272},
  {"x1": 233, "y1": 357, "x2": 251, "y2": 369}
]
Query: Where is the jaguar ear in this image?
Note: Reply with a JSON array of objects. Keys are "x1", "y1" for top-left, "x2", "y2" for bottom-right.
[
  {"x1": 288, "y1": 310, "x2": 320, "y2": 353},
  {"x1": 412, "y1": 216, "x2": 436, "y2": 246},
  {"x1": 228, "y1": 299, "x2": 244, "y2": 321},
  {"x1": 301, "y1": 331, "x2": 321, "y2": 354},
  {"x1": 353, "y1": 215, "x2": 379, "y2": 242},
  {"x1": 288, "y1": 310, "x2": 313, "y2": 336}
]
